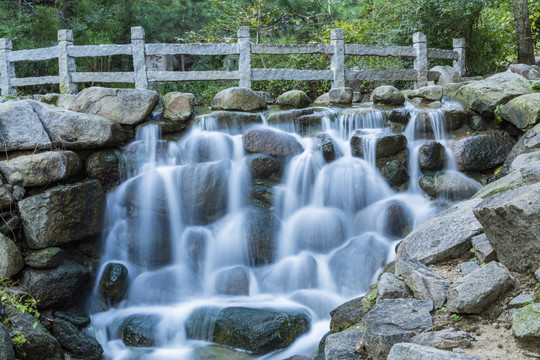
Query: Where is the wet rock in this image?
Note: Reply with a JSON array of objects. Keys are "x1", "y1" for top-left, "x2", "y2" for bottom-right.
[
  {"x1": 98, "y1": 262, "x2": 129, "y2": 299},
  {"x1": 196, "y1": 111, "x2": 263, "y2": 132},
  {"x1": 120, "y1": 314, "x2": 160, "y2": 347},
  {"x1": 215, "y1": 266, "x2": 249, "y2": 295},
  {"x1": 460, "y1": 261, "x2": 480, "y2": 275},
  {"x1": 350, "y1": 130, "x2": 407, "y2": 159},
  {"x1": 496, "y1": 123, "x2": 540, "y2": 177},
  {"x1": 243, "y1": 127, "x2": 304, "y2": 157},
  {"x1": 25, "y1": 247, "x2": 63, "y2": 269},
  {"x1": 20, "y1": 259, "x2": 89, "y2": 309},
  {"x1": 432, "y1": 65, "x2": 460, "y2": 87},
  {"x1": 418, "y1": 141, "x2": 446, "y2": 171},
  {"x1": 408, "y1": 85, "x2": 443, "y2": 101},
  {"x1": 471, "y1": 234, "x2": 497, "y2": 264},
  {"x1": 387, "y1": 108, "x2": 411, "y2": 125},
  {"x1": 370, "y1": 86, "x2": 405, "y2": 106},
  {"x1": 382, "y1": 159, "x2": 409, "y2": 188},
  {"x1": 328, "y1": 87, "x2": 353, "y2": 104},
  {"x1": 419, "y1": 172, "x2": 481, "y2": 200},
  {"x1": 453, "y1": 131, "x2": 515, "y2": 172},
  {"x1": 192, "y1": 345, "x2": 255, "y2": 360},
  {"x1": 329, "y1": 296, "x2": 365, "y2": 334},
  {"x1": 313, "y1": 92, "x2": 330, "y2": 104},
  {"x1": 473, "y1": 182, "x2": 540, "y2": 272},
  {"x1": 211, "y1": 87, "x2": 267, "y2": 112},
  {"x1": 186, "y1": 306, "x2": 310, "y2": 354},
  {"x1": 472, "y1": 170, "x2": 526, "y2": 199},
  {"x1": 70, "y1": 87, "x2": 159, "y2": 125},
  {"x1": 19, "y1": 180, "x2": 105, "y2": 249},
  {"x1": 387, "y1": 343, "x2": 483, "y2": 360},
  {"x1": 0, "y1": 322, "x2": 15, "y2": 360},
  {"x1": 352, "y1": 91, "x2": 362, "y2": 103},
  {"x1": 383, "y1": 201, "x2": 413, "y2": 238},
  {"x1": 266, "y1": 108, "x2": 314, "y2": 124},
  {"x1": 442, "y1": 109, "x2": 467, "y2": 131},
  {"x1": 0, "y1": 233, "x2": 23, "y2": 278},
  {"x1": 362, "y1": 298, "x2": 433, "y2": 360},
  {"x1": 243, "y1": 206, "x2": 279, "y2": 266},
  {"x1": 509, "y1": 63, "x2": 540, "y2": 80},
  {"x1": 54, "y1": 311, "x2": 91, "y2": 328},
  {"x1": 245, "y1": 154, "x2": 281, "y2": 179},
  {"x1": 0, "y1": 185, "x2": 14, "y2": 210},
  {"x1": 163, "y1": 92, "x2": 195, "y2": 122},
  {"x1": 446, "y1": 261, "x2": 514, "y2": 314},
  {"x1": 184, "y1": 132, "x2": 234, "y2": 162},
  {"x1": 285, "y1": 356, "x2": 313, "y2": 360},
  {"x1": 411, "y1": 329, "x2": 475, "y2": 350},
  {"x1": 296, "y1": 113, "x2": 325, "y2": 136},
  {"x1": 52, "y1": 318, "x2": 103, "y2": 360},
  {"x1": 316, "y1": 133, "x2": 337, "y2": 162},
  {"x1": 376, "y1": 273, "x2": 410, "y2": 302},
  {"x1": 276, "y1": 90, "x2": 311, "y2": 108},
  {"x1": 397, "y1": 198, "x2": 484, "y2": 264},
  {"x1": 513, "y1": 303, "x2": 540, "y2": 340},
  {"x1": 500, "y1": 93, "x2": 540, "y2": 131},
  {"x1": 254, "y1": 91, "x2": 273, "y2": 104},
  {"x1": 0, "y1": 100, "x2": 52, "y2": 151},
  {"x1": 324, "y1": 328, "x2": 364, "y2": 360},
  {"x1": 0, "y1": 151, "x2": 81, "y2": 187},
  {"x1": 85, "y1": 149, "x2": 126, "y2": 190},
  {"x1": 252, "y1": 184, "x2": 273, "y2": 208}
]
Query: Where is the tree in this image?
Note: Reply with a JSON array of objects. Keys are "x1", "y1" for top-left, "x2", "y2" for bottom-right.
[{"x1": 513, "y1": 0, "x2": 535, "y2": 64}]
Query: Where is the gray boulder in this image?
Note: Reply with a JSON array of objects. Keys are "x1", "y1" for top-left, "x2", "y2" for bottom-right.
[
  {"x1": 211, "y1": 87, "x2": 267, "y2": 111},
  {"x1": 245, "y1": 154, "x2": 281, "y2": 179},
  {"x1": 85, "y1": 149, "x2": 126, "y2": 190},
  {"x1": 0, "y1": 151, "x2": 81, "y2": 187},
  {"x1": 196, "y1": 111, "x2": 263, "y2": 132},
  {"x1": 432, "y1": 65, "x2": 460, "y2": 87},
  {"x1": 350, "y1": 130, "x2": 407, "y2": 159},
  {"x1": 19, "y1": 180, "x2": 105, "y2": 249},
  {"x1": 471, "y1": 234, "x2": 497, "y2": 264},
  {"x1": 243, "y1": 127, "x2": 304, "y2": 156},
  {"x1": 163, "y1": 92, "x2": 195, "y2": 121},
  {"x1": 52, "y1": 318, "x2": 103, "y2": 360},
  {"x1": 362, "y1": 298, "x2": 433, "y2": 360},
  {"x1": 418, "y1": 141, "x2": 446, "y2": 171},
  {"x1": 276, "y1": 90, "x2": 311, "y2": 108},
  {"x1": 387, "y1": 343, "x2": 484, "y2": 360},
  {"x1": 254, "y1": 91, "x2": 273, "y2": 104},
  {"x1": 370, "y1": 86, "x2": 405, "y2": 106},
  {"x1": 266, "y1": 108, "x2": 314, "y2": 124},
  {"x1": 316, "y1": 133, "x2": 338, "y2": 163},
  {"x1": 473, "y1": 182, "x2": 540, "y2": 272},
  {"x1": 411, "y1": 329, "x2": 475, "y2": 350},
  {"x1": 452, "y1": 131, "x2": 515, "y2": 172},
  {"x1": 215, "y1": 266, "x2": 250, "y2": 295},
  {"x1": 460, "y1": 261, "x2": 480, "y2": 275},
  {"x1": 313, "y1": 92, "x2": 330, "y2": 104},
  {"x1": 446, "y1": 261, "x2": 514, "y2": 314},
  {"x1": 0, "y1": 233, "x2": 23, "y2": 278},
  {"x1": 509, "y1": 63, "x2": 540, "y2": 80},
  {"x1": 243, "y1": 206, "x2": 279, "y2": 266},
  {"x1": 0, "y1": 323, "x2": 15, "y2": 360},
  {"x1": 120, "y1": 314, "x2": 160, "y2": 347},
  {"x1": 376, "y1": 272, "x2": 410, "y2": 302},
  {"x1": 500, "y1": 93, "x2": 540, "y2": 131},
  {"x1": 25, "y1": 247, "x2": 63, "y2": 269},
  {"x1": 512, "y1": 302, "x2": 540, "y2": 340},
  {"x1": 328, "y1": 87, "x2": 353, "y2": 104},
  {"x1": 54, "y1": 311, "x2": 91, "y2": 328},
  {"x1": 0, "y1": 185, "x2": 14, "y2": 210},
  {"x1": 0, "y1": 100, "x2": 51, "y2": 151},
  {"x1": 98, "y1": 262, "x2": 129, "y2": 299},
  {"x1": 397, "y1": 198, "x2": 484, "y2": 264},
  {"x1": 408, "y1": 85, "x2": 443, "y2": 101},
  {"x1": 418, "y1": 172, "x2": 481, "y2": 200},
  {"x1": 69, "y1": 87, "x2": 159, "y2": 125},
  {"x1": 329, "y1": 297, "x2": 365, "y2": 334},
  {"x1": 324, "y1": 328, "x2": 364, "y2": 360},
  {"x1": 496, "y1": 123, "x2": 540, "y2": 177}
]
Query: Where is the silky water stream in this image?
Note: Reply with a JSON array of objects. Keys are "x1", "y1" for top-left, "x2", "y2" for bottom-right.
[{"x1": 88, "y1": 100, "x2": 479, "y2": 359}]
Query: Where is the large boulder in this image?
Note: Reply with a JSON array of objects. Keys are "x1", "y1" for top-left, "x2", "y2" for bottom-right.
[
  {"x1": 411, "y1": 329, "x2": 475, "y2": 350},
  {"x1": 471, "y1": 234, "x2": 497, "y2": 264},
  {"x1": 397, "y1": 198, "x2": 483, "y2": 264},
  {"x1": 329, "y1": 296, "x2": 365, "y2": 334},
  {"x1": 276, "y1": 90, "x2": 311, "y2": 108},
  {"x1": 18, "y1": 180, "x2": 105, "y2": 249},
  {"x1": 387, "y1": 343, "x2": 483, "y2": 360},
  {"x1": 452, "y1": 131, "x2": 515, "y2": 172},
  {"x1": 0, "y1": 151, "x2": 81, "y2": 187},
  {"x1": 215, "y1": 266, "x2": 250, "y2": 295},
  {"x1": 0, "y1": 100, "x2": 51, "y2": 151},
  {"x1": 245, "y1": 154, "x2": 281, "y2": 179},
  {"x1": 69, "y1": 87, "x2": 159, "y2": 125},
  {"x1": 52, "y1": 318, "x2": 103, "y2": 360},
  {"x1": 446, "y1": 261, "x2": 514, "y2": 314},
  {"x1": 6, "y1": 313, "x2": 63, "y2": 360},
  {"x1": 85, "y1": 149, "x2": 126, "y2": 190},
  {"x1": 266, "y1": 108, "x2": 314, "y2": 124},
  {"x1": 418, "y1": 141, "x2": 446, "y2": 171},
  {"x1": 328, "y1": 87, "x2": 353, "y2": 104},
  {"x1": 432, "y1": 65, "x2": 460, "y2": 87},
  {"x1": 163, "y1": 92, "x2": 195, "y2": 122},
  {"x1": 418, "y1": 172, "x2": 481, "y2": 200},
  {"x1": 376, "y1": 272, "x2": 410, "y2": 302},
  {"x1": 324, "y1": 328, "x2": 364, "y2": 360},
  {"x1": 473, "y1": 182, "x2": 540, "y2": 272},
  {"x1": 211, "y1": 87, "x2": 267, "y2": 111},
  {"x1": 196, "y1": 111, "x2": 263, "y2": 133},
  {"x1": 243, "y1": 127, "x2": 304, "y2": 157},
  {"x1": 185, "y1": 306, "x2": 311, "y2": 354},
  {"x1": 0, "y1": 233, "x2": 23, "y2": 278},
  {"x1": 407, "y1": 85, "x2": 443, "y2": 102},
  {"x1": 370, "y1": 86, "x2": 405, "y2": 106},
  {"x1": 509, "y1": 63, "x2": 540, "y2": 80},
  {"x1": 512, "y1": 302, "x2": 540, "y2": 340},
  {"x1": 0, "y1": 323, "x2": 15, "y2": 360},
  {"x1": 500, "y1": 93, "x2": 540, "y2": 131},
  {"x1": 120, "y1": 314, "x2": 160, "y2": 347},
  {"x1": 350, "y1": 130, "x2": 407, "y2": 159},
  {"x1": 98, "y1": 262, "x2": 129, "y2": 299},
  {"x1": 24, "y1": 247, "x2": 63, "y2": 269},
  {"x1": 243, "y1": 206, "x2": 280, "y2": 266},
  {"x1": 496, "y1": 123, "x2": 540, "y2": 177}
]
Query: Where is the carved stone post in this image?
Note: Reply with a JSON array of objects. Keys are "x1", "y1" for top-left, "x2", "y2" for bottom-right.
[
  {"x1": 58, "y1": 30, "x2": 78, "y2": 95},
  {"x1": 237, "y1": 26, "x2": 252, "y2": 89},
  {"x1": 413, "y1": 32, "x2": 428, "y2": 89},
  {"x1": 331, "y1": 28, "x2": 345, "y2": 89},
  {"x1": 131, "y1": 26, "x2": 148, "y2": 90},
  {"x1": 0, "y1": 38, "x2": 16, "y2": 96},
  {"x1": 453, "y1": 38, "x2": 466, "y2": 80}
]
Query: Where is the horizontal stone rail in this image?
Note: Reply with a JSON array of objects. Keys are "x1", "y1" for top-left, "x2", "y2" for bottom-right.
[{"x1": 0, "y1": 26, "x2": 465, "y2": 96}]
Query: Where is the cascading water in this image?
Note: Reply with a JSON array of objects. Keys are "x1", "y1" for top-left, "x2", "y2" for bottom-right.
[{"x1": 88, "y1": 99, "x2": 476, "y2": 359}]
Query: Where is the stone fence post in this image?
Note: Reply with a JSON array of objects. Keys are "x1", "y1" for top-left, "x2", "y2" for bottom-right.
[
  {"x1": 238, "y1": 26, "x2": 252, "y2": 89},
  {"x1": 0, "y1": 38, "x2": 16, "y2": 96},
  {"x1": 453, "y1": 38, "x2": 466, "y2": 80},
  {"x1": 58, "y1": 30, "x2": 78, "y2": 95},
  {"x1": 331, "y1": 28, "x2": 345, "y2": 88},
  {"x1": 131, "y1": 26, "x2": 148, "y2": 90},
  {"x1": 413, "y1": 32, "x2": 428, "y2": 88}
]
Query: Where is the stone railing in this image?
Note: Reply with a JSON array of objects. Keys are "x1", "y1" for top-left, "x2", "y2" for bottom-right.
[{"x1": 0, "y1": 26, "x2": 465, "y2": 96}]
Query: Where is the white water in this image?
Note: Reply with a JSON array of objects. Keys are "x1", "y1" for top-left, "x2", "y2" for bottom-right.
[{"x1": 88, "y1": 100, "x2": 474, "y2": 359}]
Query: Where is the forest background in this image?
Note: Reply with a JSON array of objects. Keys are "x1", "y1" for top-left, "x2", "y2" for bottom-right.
[{"x1": 0, "y1": 0, "x2": 539, "y2": 102}]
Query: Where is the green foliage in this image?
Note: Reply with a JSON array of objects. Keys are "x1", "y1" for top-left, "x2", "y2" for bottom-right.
[{"x1": 450, "y1": 313, "x2": 461, "y2": 326}]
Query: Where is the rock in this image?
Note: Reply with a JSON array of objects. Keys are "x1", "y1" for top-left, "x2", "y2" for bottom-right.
[
  {"x1": 163, "y1": 92, "x2": 195, "y2": 122},
  {"x1": 243, "y1": 127, "x2": 304, "y2": 157},
  {"x1": 20, "y1": 259, "x2": 89, "y2": 309},
  {"x1": 376, "y1": 272, "x2": 410, "y2": 302},
  {"x1": 254, "y1": 91, "x2": 273, "y2": 104},
  {"x1": 460, "y1": 261, "x2": 480, "y2": 275},
  {"x1": 441, "y1": 109, "x2": 467, "y2": 131},
  {"x1": 508, "y1": 293, "x2": 535, "y2": 309},
  {"x1": 387, "y1": 343, "x2": 483, "y2": 360},
  {"x1": 56, "y1": 94, "x2": 76, "y2": 109},
  {"x1": 266, "y1": 108, "x2": 314, "y2": 124},
  {"x1": 211, "y1": 87, "x2": 267, "y2": 111},
  {"x1": 252, "y1": 184, "x2": 273, "y2": 208},
  {"x1": 296, "y1": 113, "x2": 325, "y2": 136},
  {"x1": 284, "y1": 356, "x2": 313, "y2": 360},
  {"x1": 243, "y1": 206, "x2": 279, "y2": 266},
  {"x1": 0, "y1": 185, "x2": 14, "y2": 209},
  {"x1": 85, "y1": 149, "x2": 126, "y2": 190},
  {"x1": 69, "y1": 87, "x2": 159, "y2": 125},
  {"x1": 471, "y1": 234, "x2": 497, "y2": 264},
  {"x1": 513, "y1": 303, "x2": 540, "y2": 340},
  {"x1": 98, "y1": 262, "x2": 129, "y2": 299},
  {"x1": 324, "y1": 328, "x2": 364, "y2": 360},
  {"x1": 196, "y1": 111, "x2": 263, "y2": 132},
  {"x1": 453, "y1": 131, "x2": 515, "y2": 172},
  {"x1": 387, "y1": 108, "x2": 411, "y2": 125},
  {"x1": 500, "y1": 93, "x2": 540, "y2": 131},
  {"x1": 0, "y1": 233, "x2": 23, "y2": 278},
  {"x1": 352, "y1": 91, "x2": 362, "y2": 103},
  {"x1": 446, "y1": 261, "x2": 514, "y2": 314},
  {"x1": 316, "y1": 133, "x2": 337, "y2": 162},
  {"x1": 370, "y1": 86, "x2": 405, "y2": 106},
  {"x1": 192, "y1": 345, "x2": 255, "y2": 360},
  {"x1": 120, "y1": 314, "x2": 160, "y2": 347},
  {"x1": 496, "y1": 123, "x2": 540, "y2": 177},
  {"x1": 362, "y1": 298, "x2": 433, "y2": 360},
  {"x1": 397, "y1": 198, "x2": 484, "y2": 264},
  {"x1": 473, "y1": 182, "x2": 540, "y2": 272},
  {"x1": 52, "y1": 318, "x2": 103, "y2": 360},
  {"x1": 0, "y1": 322, "x2": 15, "y2": 360},
  {"x1": 185, "y1": 306, "x2": 310, "y2": 354},
  {"x1": 30, "y1": 101, "x2": 126, "y2": 149},
  {"x1": 509, "y1": 64, "x2": 540, "y2": 80},
  {"x1": 183, "y1": 132, "x2": 234, "y2": 163},
  {"x1": 382, "y1": 159, "x2": 409, "y2": 188},
  {"x1": 418, "y1": 141, "x2": 446, "y2": 171},
  {"x1": 419, "y1": 172, "x2": 481, "y2": 200},
  {"x1": 432, "y1": 65, "x2": 460, "y2": 87},
  {"x1": 382, "y1": 201, "x2": 413, "y2": 238},
  {"x1": 25, "y1": 247, "x2": 63, "y2": 269},
  {"x1": 329, "y1": 297, "x2": 365, "y2": 334},
  {"x1": 0, "y1": 101, "x2": 52, "y2": 151},
  {"x1": 245, "y1": 154, "x2": 281, "y2": 179},
  {"x1": 472, "y1": 170, "x2": 526, "y2": 199},
  {"x1": 0, "y1": 151, "x2": 81, "y2": 187},
  {"x1": 19, "y1": 180, "x2": 105, "y2": 249},
  {"x1": 40, "y1": 93, "x2": 59, "y2": 105},
  {"x1": 510, "y1": 152, "x2": 540, "y2": 172},
  {"x1": 215, "y1": 266, "x2": 249, "y2": 295},
  {"x1": 350, "y1": 130, "x2": 407, "y2": 159},
  {"x1": 411, "y1": 329, "x2": 475, "y2": 350},
  {"x1": 7, "y1": 312, "x2": 63, "y2": 360},
  {"x1": 54, "y1": 311, "x2": 91, "y2": 328},
  {"x1": 276, "y1": 90, "x2": 311, "y2": 108},
  {"x1": 395, "y1": 257, "x2": 450, "y2": 309},
  {"x1": 313, "y1": 92, "x2": 330, "y2": 104},
  {"x1": 408, "y1": 85, "x2": 443, "y2": 101},
  {"x1": 328, "y1": 87, "x2": 353, "y2": 104}
]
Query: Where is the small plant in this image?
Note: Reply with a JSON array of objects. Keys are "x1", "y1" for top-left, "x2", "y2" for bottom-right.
[
  {"x1": 533, "y1": 283, "x2": 540, "y2": 303},
  {"x1": 531, "y1": 82, "x2": 540, "y2": 91},
  {"x1": 368, "y1": 292, "x2": 377, "y2": 302},
  {"x1": 437, "y1": 306, "x2": 447, "y2": 313},
  {"x1": 450, "y1": 313, "x2": 461, "y2": 326},
  {"x1": 494, "y1": 104, "x2": 504, "y2": 123}
]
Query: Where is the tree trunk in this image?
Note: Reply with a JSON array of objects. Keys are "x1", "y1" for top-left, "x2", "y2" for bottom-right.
[{"x1": 513, "y1": 0, "x2": 536, "y2": 65}]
